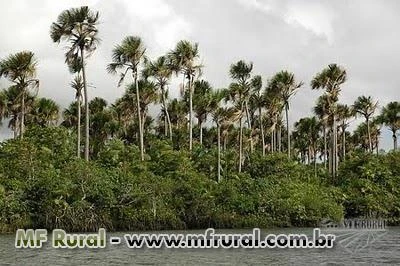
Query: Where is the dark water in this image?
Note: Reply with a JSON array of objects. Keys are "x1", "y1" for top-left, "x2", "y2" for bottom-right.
[{"x1": 1, "y1": 227, "x2": 400, "y2": 265}]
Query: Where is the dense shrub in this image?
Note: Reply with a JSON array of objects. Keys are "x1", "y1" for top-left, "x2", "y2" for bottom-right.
[{"x1": 0, "y1": 127, "x2": 398, "y2": 232}]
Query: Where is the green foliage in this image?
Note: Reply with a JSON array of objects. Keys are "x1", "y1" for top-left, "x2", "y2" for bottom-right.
[{"x1": 0, "y1": 127, "x2": 399, "y2": 232}]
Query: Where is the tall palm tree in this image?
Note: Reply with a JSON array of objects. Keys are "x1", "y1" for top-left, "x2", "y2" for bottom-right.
[
  {"x1": 268, "y1": 71, "x2": 303, "y2": 158},
  {"x1": 227, "y1": 60, "x2": 253, "y2": 172},
  {"x1": 107, "y1": 36, "x2": 146, "y2": 161},
  {"x1": 263, "y1": 88, "x2": 282, "y2": 153},
  {"x1": 130, "y1": 80, "x2": 158, "y2": 141},
  {"x1": 311, "y1": 64, "x2": 347, "y2": 178},
  {"x1": 50, "y1": 6, "x2": 100, "y2": 161},
  {"x1": 379, "y1": 101, "x2": 400, "y2": 151},
  {"x1": 336, "y1": 103, "x2": 352, "y2": 160},
  {"x1": 250, "y1": 75, "x2": 265, "y2": 155},
  {"x1": 352, "y1": 95, "x2": 378, "y2": 152},
  {"x1": 0, "y1": 51, "x2": 39, "y2": 139},
  {"x1": 71, "y1": 75, "x2": 84, "y2": 157},
  {"x1": 210, "y1": 91, "x2": 226, "y2": 182},
  {"x1": 143, "y1": 56, "x2": 173, "y2": 140},
  {"x1": 314, "y1": 94, "x2": 330, "y2": 168},
  {"x1": 293, "y1": 116, "x2": 321, "y2": 170},
  {"x1": 192, "y1": 80, "x2": 215, "y2": 145},
  {"x1": 168, "y1": 40, "x2": 202, "y2": 151}
]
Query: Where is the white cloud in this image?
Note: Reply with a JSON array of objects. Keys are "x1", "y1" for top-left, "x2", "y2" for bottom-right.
[{"x1": 284, "y1": 1, "x2": 334, "y2": 43}]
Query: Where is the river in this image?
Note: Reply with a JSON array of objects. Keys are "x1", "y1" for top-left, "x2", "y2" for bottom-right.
[{"x1": 1, "y1": 227, "x2": 399, "y2": 265}]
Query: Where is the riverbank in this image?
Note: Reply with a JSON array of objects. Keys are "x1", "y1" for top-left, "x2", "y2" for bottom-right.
[{"x1": 0, "y1": 127, "x2": 399, "y2": 233}]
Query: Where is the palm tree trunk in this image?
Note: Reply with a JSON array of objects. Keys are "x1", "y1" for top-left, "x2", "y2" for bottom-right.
[
  {"x1": 258, "y1": 107, "x2": 265, "y2": 156},
  {"x1": 323, "y1": 124, "x2": 327, "y2": 169},
  {"x1": 20, "y1": 89, "x2": 25, "y2": 139},
  {"x1": 134, "y1": 71, "x2": 144, "y2": 161},
  {"x1": 342, "y1": 123, "x2": 346, "y2": 160},
  {"x1": 239, "y1": 104, "x2": 243, "y2": 173},
  {"x1": 313, "y1": 143, "x2": 317, "y2": 178},
  {"x1": 366, "y1": 117, "x2": 372, "y2": 152},
  {"x1": 161, "y1": 87, "x2": 172, "y2": 141},
  {"x1": 245, "y1": 101, "x2": 253, "y2": 154},
  {"x1": 271, "y1": 128, "x2": 275, "y2": 152},
  {"x1": 376, "y1": 134, "x2": 379, "y2": 155},
  {"x1": 189, "y1": 75, "x2": 193, "y2": 151},
  {"x1": 277, "y1": 126, "x2": 281, "y2": 152},
  {"x1": 199, "y1": 119, "x2": 203, "y2": 145},
  {"x1": 81, "y1": 48, "x2": 90, "y2": 162},
  {"x1": 285, "y1": 104, "x2": 290, "y2": 158},
  {"x1": 77, "y1": 95, "x2": 81, "y2": 158},
  {"x1": 393, "y1": 131, "x2": 398, "y2": 151},
  {"x1": 217, "y1": 123, "x2": 221, "y2": 182},
  {"x1": 332, "y1": 113, "x2": 338, "y2": 179}
]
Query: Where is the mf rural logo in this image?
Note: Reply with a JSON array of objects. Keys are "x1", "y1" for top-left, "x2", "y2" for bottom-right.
[{"x1": 320, "y1": 218, "x2": 387, "y2": 253}]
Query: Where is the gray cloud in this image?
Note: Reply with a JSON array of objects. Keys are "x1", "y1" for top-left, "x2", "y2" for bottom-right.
[{"x1": 0, "y1": 0, "x2": 398, "y2": 149}]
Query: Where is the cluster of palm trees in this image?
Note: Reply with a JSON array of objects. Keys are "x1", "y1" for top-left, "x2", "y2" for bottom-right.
[{"x1": 0, "y1": 6, "x2": 399, "y2": 180}]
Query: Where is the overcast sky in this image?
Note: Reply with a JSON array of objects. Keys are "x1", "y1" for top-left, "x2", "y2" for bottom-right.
[{"x1": 0, "y1": 0, "x2": 399, "y2": 150}]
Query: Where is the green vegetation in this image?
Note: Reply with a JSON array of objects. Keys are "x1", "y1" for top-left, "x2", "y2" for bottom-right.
[{"x1": 0, "y1": 6, "x2": 399, "y2": 232}]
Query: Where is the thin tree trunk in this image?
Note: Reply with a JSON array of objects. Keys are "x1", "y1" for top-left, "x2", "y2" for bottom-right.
[
  {"x1": 77, "y1": 94, "x2": 81, "y2": 158},
  {"x1": 393, "y1": 131, "x2": 398, "y2": 151},
  {"x1": 199, "y1": 119, "x2": 203, "y2": 145},
  {"x1": 366, "y1": 117, "x2": 372, "y2": 152},
  {"x1": 245, "y1": 101, "x2": 253, "y2": 154},
  {"x1": 271, "y1": 128, "x2": 275, "y2": 152},
  {"x1": 20, "y1": 89, "x2": 25, "y2": 139},
  {"x1": 277, "y1": 126, "x2": 281, "y2": 152},
  {"x1": 313, "y1": 143, "x2": 317, "y2": 178},
  {"x1": 376, "y1": 134, "x2": 379, "y2": 155},
  {"x1": 189, "y1": 76, "x2": 193, "y2": 151},
  {"x1": 323, "y1": 124, "x2": 327, "y2": 169},
  {"x1": 134, "y1": 71, "x2": 144, "y2": 161},
  {"x1": 285, "y1": 104, "x2": 290, "y2": 158},
  {"x1": 239, "y1": 104, "x2": 243, "y2": 173},
  {"x1": 332, "y1": 113, "x2": 337, "y2": 179},
  {"x1": 81, "y1": 48, "x2": 90, "y2": 161},
  {"x1": 342, "y1": 123, "x2": 345, "y2": 160},
  {"x1": 217, "y1": 123, "x2": 221, "y2": 182},
  {"x1": 259, "y1": 107, "x2": 265, "y2": 155},
  {"x1": 161, "y1": 87, "x2": 172, "y2": 141}
]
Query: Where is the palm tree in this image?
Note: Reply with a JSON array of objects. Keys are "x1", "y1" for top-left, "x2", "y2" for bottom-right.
[
  {"x1": 28, "y1": 98, "x2": 60, "y2": 127},
  {"x1": 143, "y1": 56, "x2": 173, "y2": 140},
  {"x1": 352, "y1": 96, "x2": 378, "y2": 152},
  {"x1": 268, "y1": 71, "x2": 303, "y2": 158},
  {"x1": 192, "y1": 80, "x2": 216, "y2": 145},
  {"x1": 0, "y1": 51, "x2": 39, "y2": 139},
  {"x1": 314, "y1": 94, "x2": 330, "y2": 168},
  {"x1": 210, "y1": 91, "x2": 226, "y2": 182},
  {"x1": 352, "y1": 122, "x2": 380, "y2": 152},
  {"x1": 107, "y1": 36, "x2": 146, "y2": 161},
  {"x1": 250, "y1": 75, "x2": 265, "y2": 155},
  {"x1": 311, "y1": 64, "x2": 347, "y2": 178},
  {"x1": 168, "y1": 40, "x2": 202, "y2": 151},
  {"x1": 50, "y1": 6, "x2": 100, "y2": 161},
  {"x1": 293, "y1": 116, "x2": 321, "y2": 170},
  {"x1": 336, "y1": 103, "x2": 352, "y2": 160},
  {"x1": 379, "y1": 102, "x2": 400, "y2": 150},
  {"x1": 227, "y1": 60, "x2": 253, "y2": 172},
  {"x1": 62, "y1": 102, "x2": 79, "y2": 129},
  {"x1": 130, "y1": 80, "x2": 158, "y2": 141},
  {"x1": 71, "y1": 75, "x2": 84, "y2": 157}
]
